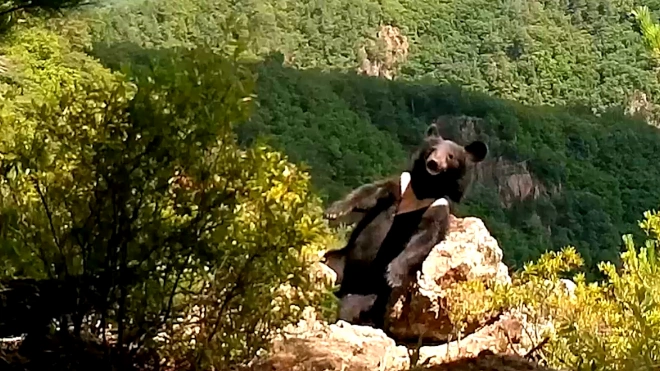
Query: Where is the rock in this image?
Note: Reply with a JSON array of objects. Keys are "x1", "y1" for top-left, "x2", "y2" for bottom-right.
[
  {"x1": 420, "y1": 351, "x2": 556, "y2": 371},
  {"x1": 246, "y1": 214, "x2": 558, "y2": 371},
  {"x1": 412, "y1": 309, "x2": 554, "y2": 367},
  {"x1": 626, "y1": 89, "x2": 660, "y2": 128},
  {"x1": 357, "y1": 25, "x2": 409, "y2": 80},
  {"x1": 386, "y1": 216, "x2": 511, "y2": 343},
  {"x1": 247, "y1": 307, "x2": 410, "y2": 371},
  {"x1": 246, "y1": 308, "x2": 556, "y2": 371},
  {"x1": 559, "y1": 279, "x2": 576, "y2": 297}
]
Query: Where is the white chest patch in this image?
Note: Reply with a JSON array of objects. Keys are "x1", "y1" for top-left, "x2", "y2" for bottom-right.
[
  {"x1": 400, "y1": 172, "x2": 411, "y2": 195},
  {"x1": 430, "y1": 198, "x2": 449, "y2": 207},
  {"x1": 397, "y1": 172, "x2": 449, "y2": 214}
]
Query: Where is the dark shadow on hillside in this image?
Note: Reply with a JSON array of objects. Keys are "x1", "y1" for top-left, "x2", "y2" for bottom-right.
[
  {"x1": 90, "y1": 42, "x2": 660, "y2": 281},
  {"x1": 0, "y1": 278, "x2": 158, "y2": 371}
]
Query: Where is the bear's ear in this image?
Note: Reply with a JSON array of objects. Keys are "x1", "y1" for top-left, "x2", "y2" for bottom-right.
[
  {"x1": 425, "y1": 123, "x2": 442, "y2": 139},
  {"x1": 465, "y1": 141, "x2": 488, "y2": 163}
]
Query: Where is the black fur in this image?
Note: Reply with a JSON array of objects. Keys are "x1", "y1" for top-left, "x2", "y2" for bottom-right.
[
  {"x1": 322, "y1": 124, "x2": 488, "y2": 327},
  {"x1": 370, "y1": 204, "x2": 452, "y2": 327}
]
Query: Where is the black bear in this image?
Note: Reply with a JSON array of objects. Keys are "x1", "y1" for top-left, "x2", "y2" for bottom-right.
[{"x1": 322, "y1": 123, "x2": 488, "y2": 327}]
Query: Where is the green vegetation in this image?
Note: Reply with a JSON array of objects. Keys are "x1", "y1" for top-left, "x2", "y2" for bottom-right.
[
  {"x1": 2, "y1": 0, "x2": 660, "y2": 369},
  {"x1": 502, "y1": 210, "x2": 660, "y2": 370},
  {"x1": 73, "y1": 0, "x2": 660, "y2": 273},
  {"x1": 240, "y1": 60, "x2": 660, "y2": 271},
  {"x1": 0, "y1": 16, "x2": 337, "y2": 370},
  {"x1": 84, "y1": 0, "x2": 660, "y2": 110},
  {"x1": 443, "y1": 209, "x2": 660, "y2": 370}
]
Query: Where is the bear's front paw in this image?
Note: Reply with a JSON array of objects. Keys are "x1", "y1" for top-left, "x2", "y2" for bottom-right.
[
  {"x1": 324, "y1": 201, "x2": 353, "y2": 220},
  {"x1": 386, "y1": 260, "x2": 407, "y2": 288}
]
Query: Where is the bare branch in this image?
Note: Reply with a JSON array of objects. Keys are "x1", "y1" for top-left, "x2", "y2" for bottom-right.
[{"x1": 31, "y1": 174, "x2": 68, "y2": 276}]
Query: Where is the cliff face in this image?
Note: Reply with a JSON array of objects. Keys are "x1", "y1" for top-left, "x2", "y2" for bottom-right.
[
  {"x1": 244, "y1": 216, "x2": 558, "y2": 371},
  {"x1": 357, "y1": 25, "x2": 409, "y2": 80},
  {"x1": 432, "y1": 115, "x2": 551, "y2": 208}
]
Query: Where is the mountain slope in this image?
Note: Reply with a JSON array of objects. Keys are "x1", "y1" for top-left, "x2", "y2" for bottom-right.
[{"x1": 78, "y1": 0, "x2": 660, "y2": 273}]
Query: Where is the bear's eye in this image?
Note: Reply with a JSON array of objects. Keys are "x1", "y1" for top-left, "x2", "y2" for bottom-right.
[{"x1": 448, "y1": 154, "x2": 454, "y2": 160}]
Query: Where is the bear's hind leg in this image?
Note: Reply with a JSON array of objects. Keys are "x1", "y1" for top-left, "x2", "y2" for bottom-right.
[
  {"x1": 362, "y1": 284, "x2": 392, "y2": 329},
  {"x1": 338, "y1": 294, "x2": 377, "y2": 324}
]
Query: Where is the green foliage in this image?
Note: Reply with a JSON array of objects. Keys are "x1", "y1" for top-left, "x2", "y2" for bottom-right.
[
  {"x1": 411, "y1": 211, "x2": 660, "y2": 370},
  {"x1": 239, "y1": 57, "x2": 409, "y2": 201},
  {"x1": 83, "y1": 0, "x2": 383, "y2": 69},
  {"x1": 234, "y1": 61, "x2": 660, "y2": 275},
  {"x1": 547, "y1": 211, "x2": 660, "y2": 370},
  {"x1": 0, "y1": 0, "x2": 87, "y2": 33},
  {"x1": 72, "y1": 0, "x2": 660, "y2": 275},
  {"x1": 0, "y1": 23, "x2": 337, "y2": 369},
  {"x1": 8, "y1": 0, "x2": 660, "y2": 368},
  {"x1": 487, "y1": 210, "x2": 660, "y2": 370},
  {"x1": 82, "y1": 0, "x2": 660, "y2": 112},
  {"x1": 632, "y1": 5, "x2": 660, "y2": 61}
]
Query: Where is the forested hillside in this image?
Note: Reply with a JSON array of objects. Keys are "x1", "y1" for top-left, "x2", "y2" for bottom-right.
[
  {"x1": 3, "y1": 0, "x2": 660, "y2": 369},
  {"x1": 244, "y1": 61, "x2": 660, "y2": 270},
  {"x1": 78, "y1": 0, "x2": 660, "y2": 273},
  {"x1": 87, "y1": 0, "x2": 660, "y2": 111}
]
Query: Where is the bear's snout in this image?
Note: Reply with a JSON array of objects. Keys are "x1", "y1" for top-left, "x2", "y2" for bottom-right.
[
  {"x1": 427, "y1": 159, "x2": 439, "y2": 171},
  {"x1": 426, "y1": 159, "x2": 443, "y2": 174}
]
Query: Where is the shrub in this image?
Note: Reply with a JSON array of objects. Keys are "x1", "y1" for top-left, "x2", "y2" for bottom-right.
[{"x1": 0, "y1": 23, "x2": 337, "y2": 369}]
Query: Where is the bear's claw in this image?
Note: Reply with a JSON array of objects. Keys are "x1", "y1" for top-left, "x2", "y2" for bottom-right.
[
  {"x1": 324, "y1": 202, "x2": 352, "y2": 220},
  {"x1": 386, "y1": 261, "x2": 406, "y2": 288}
]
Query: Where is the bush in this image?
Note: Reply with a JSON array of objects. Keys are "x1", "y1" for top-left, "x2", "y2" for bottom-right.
[
  {"x1": 480, "y1": 209, "x2": 660, "y2": 371},
  {"x1": 0, "y1": 23, "x2": 337, "y2": 369}
]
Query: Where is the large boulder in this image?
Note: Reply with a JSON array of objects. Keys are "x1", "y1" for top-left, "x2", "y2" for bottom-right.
[
  {"x1": 411, "y1": 308, "x2": 553, "y2": 367},
  {"x1": 385, "y1": 216, "x2": 511, "y2": 342},
  {"x1": 246, "y1": 307, "x2": 409, "y2": 371}
]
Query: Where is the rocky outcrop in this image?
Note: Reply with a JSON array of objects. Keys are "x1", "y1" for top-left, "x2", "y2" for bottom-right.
[
  {"x1": 625, "y1": 90, "x2": 660, "y2": 128},
  {"x1": 385, "y1": 216, "x2": 510, "y2": 342},
  {"x1": 357, "y1": 25, "x2": 409, "y2": 80},
  {"x1": 431, "y1": 115, "x2": 551, "y2": 207},
  {"x1": 409, "y1": 308, "x2": 554, "y2": 367},
  {"x1": 421, "y1": 352, "x2": 555, "y2": 371},
  {"x1": 247, "y1": 308, "x2": 408, "y2": 371},
  {"x1": 246, "y1": 307, "x2": 555, "y2": 371},
  {"x1": 246, "y1": 216, "x2": 556, "y2": 371}
]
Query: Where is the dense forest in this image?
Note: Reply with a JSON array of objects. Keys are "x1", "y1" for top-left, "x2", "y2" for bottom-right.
[
  {"x1": 2, "y1": 0, "x2": 660, "y2": 369},
  {"x1": 81, "y1": 0, "x2": 660, "y2": 273}
]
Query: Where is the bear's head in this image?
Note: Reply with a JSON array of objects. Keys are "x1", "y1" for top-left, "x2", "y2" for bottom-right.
[{"x1": 408, "y1": 123, "x2": 488, "y2": 201}]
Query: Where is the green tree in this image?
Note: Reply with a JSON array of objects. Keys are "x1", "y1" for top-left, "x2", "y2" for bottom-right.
[
  {"x1": 0, "y1": 23, "x2": 337, "y2": 369},
  {"x1": 632, "y1": 5, "x2": 660, "y2": 61}
]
